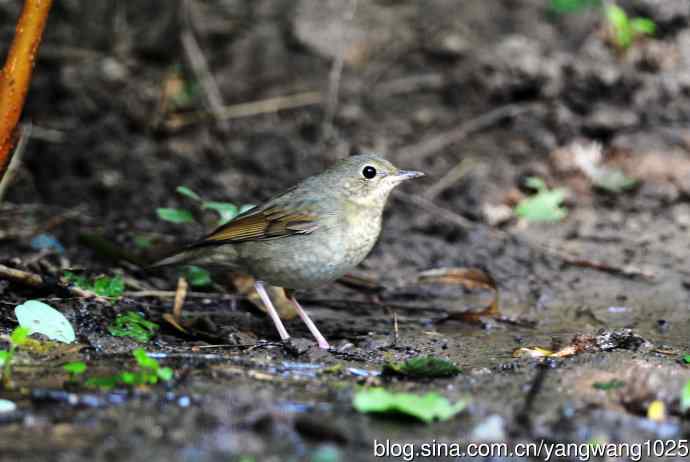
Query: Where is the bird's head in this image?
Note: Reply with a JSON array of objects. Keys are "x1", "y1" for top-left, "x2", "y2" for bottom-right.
[{"x1": 321, "y1": 153, "x2": 424, "y2": 208}]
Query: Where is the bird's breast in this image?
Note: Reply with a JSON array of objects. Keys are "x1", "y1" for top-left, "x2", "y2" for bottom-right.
[{"x1": 236, "y1": 205, "x2": 382, "y2": 289}]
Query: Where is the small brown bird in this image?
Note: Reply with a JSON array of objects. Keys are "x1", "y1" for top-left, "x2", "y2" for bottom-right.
[{"x1": 155, "y1": 153, "x2": 423, "y2": 349}]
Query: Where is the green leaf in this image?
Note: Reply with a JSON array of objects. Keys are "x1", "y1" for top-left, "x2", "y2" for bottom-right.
[
  {"x1": 175, "y1": 186, "x2": 202, "y2": 201},
  {"x1": 592, "y1": 379, "x2": 625, "y2": 391},
  {"x1": 119, "y1": 371, "x2": 137, "y2": 384},
  {"x1": 0, "y1": 351, "x2": 9, "y2": 367},
  {"x1": 606, "y1": 4, "x2": 633, "y2": 49},
  {"x1": 682, "y1": 380, "x2": 690, "y2": 413},
  {"x1": 514, "y1": 177, "x2": 568, "y2": 222},
  {"x1": 606, "y1": 4, "x2": 629, "y2": 31},
  {"x1": 353, "y1": 388, "x2": 466, "y2": 423},
  {"x1": 107, "y1": 312, "x2": 159, "y2": 343},
  {"x1": 203, "y1": 201, "x2": 239, "y2": 225},
  {"x1": 682, "y1": 354, "x2": 690, "y2": 364},
  {"x1": 92, "y1": 275, "x2": 125, "y2": 298},
  {"x1": 549, "y1": 0, "x2": 600, "y2": 14},
  {"x1": 63, "y1": 271, "x2": 90, "y2": 289},
  {"x1": 590, "y1": 168, "x2": 638, "y2": 193},
  {"x1": 524, "y1": 176, "x2": 547, "y2": 191},
  {"x1": 132, "y1": 348, "x2": 158, "y2": 370},
  {"x1": 64, "y1": 272, "x2": 124, "y2": 298},
  {"x1": 239, "y1": 204, "x2": 256, "y2": 214},
  {"x1": 9, "y1": 326, "x2": 31, "y2": 346},
  {"x1": 63, "y1": 361, "x2": 87, "y2": 376},
  {"x1": 157, "y1": 208, "x2": 195, "y2": 224},
  {"x1": 133, "y1": 234, "x2": 154, "y2": 249},
  {"x1": 85, "y1": 375, "x2": 120, "y2": 390},
  {"x1": 182, "y1": 265, "x2": 212, "y2": 287},
  {"x1": 383, "y1": 355, "x2": 461, "y2": 378},
  {"x1": 157, "y1": 367, "x2": 173, "y2": 381},
  {"x1": 311, "y1": 446, "x2": 341, "y2": 462},
  {"x1": 630, "y1": 18, "x2": 656, "y2": 36},
  {"x1": 84, "y1": 348, "x2": 172, "y2": 389}
]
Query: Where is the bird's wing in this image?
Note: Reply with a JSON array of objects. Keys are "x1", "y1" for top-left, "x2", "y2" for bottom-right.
[{"x1": 197, "y1": 203, "x2": 321, "y2": 246}]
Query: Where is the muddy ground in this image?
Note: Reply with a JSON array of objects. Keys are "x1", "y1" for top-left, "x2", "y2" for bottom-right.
[{"x1": 1, "y1": 0, "x2": 690, "y2": 460}]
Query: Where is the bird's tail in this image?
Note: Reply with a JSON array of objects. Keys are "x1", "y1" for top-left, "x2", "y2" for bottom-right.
[{"x1": 149, "y1": 244, "x2": 239, "y2": 270}]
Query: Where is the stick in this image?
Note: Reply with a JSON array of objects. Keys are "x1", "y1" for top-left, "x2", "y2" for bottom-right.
[
  {"x1": 173, "y1": 277, "x2": 189, "y2": 322},
  {"x1": 0, "y1": 264, "x2": 106, "y2": 301},
  {"x1": 181, "y1": 0, "x2": 228, "y2": 132},
  {"x1": 123, "y1": 290, "x2": 244, "y2": 299},
  {"x1": 397, "y1": 104, "x2": 532, "y2": 164},
  {"x1": 0, "y1": 125, "x2": 30, "y2": 202},
  {"x1": 165, "y1": 92, "x2": 322, "y2": 129},
  {"x1": 422, "y1": 157, "x2": 476, "y2": 201},
  {"x1": 321, "y1": 0, "x2": 358, "y2": 139},
  {"x1": 393, "y1": 190, "x2": 474, "y2": 229}
]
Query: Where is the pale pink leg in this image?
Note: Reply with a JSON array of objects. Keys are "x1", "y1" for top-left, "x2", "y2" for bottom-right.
[
  {"x1": 289, "y1": 296, "x2": 330, "y2": 349},
  {"x1": 254, "y1": 281, "x2": 290, "y2": 342}
]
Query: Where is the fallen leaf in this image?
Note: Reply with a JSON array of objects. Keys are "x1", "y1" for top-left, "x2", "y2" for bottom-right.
[
  {"x1": 513, "y1": 329, "x2": 650, "y2": 359},
  {"x1": 230, "y1": 273, "x2": 297, "y2": 320},
  {"x1": 15, "y1": 300, "x2": 76, "y2": 343},
  {"x1": 417, "y1": 267, "x2": 500, "y2": 320},
  {"x1": 0, "y1": 399, "x2": 16, "y2": 414},
  {"x1": 647, "y1": 400, "x2": 666, "y2": 422},
  {"x1": 173, "y1": 276, "x2": 189, "y2": 322},
  {"x1": 514, "y1": 177, "x2": 568, "y2": 222},
  {"x1": 592, "y1": 379, "x2": 625, "y2": 391},
  {"x1": 353, "y1": 387, "x2": 466, "y2": 423}
]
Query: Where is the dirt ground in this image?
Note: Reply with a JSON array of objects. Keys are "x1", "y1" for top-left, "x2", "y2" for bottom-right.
[{"x1": 1, "y1": 0, "x2": 690, "y2": 460}]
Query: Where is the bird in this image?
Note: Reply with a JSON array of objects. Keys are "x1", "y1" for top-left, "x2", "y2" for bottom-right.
[{"x1": 153, "y1": 153, "x2": 424, "y2": 349}]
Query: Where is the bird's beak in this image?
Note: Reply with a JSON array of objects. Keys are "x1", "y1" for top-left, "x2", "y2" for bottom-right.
[{"x1": 395, "y1": 170, "x2": 425, "y2": 181}]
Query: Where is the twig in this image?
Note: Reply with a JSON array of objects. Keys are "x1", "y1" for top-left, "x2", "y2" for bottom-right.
[
  {"x1": 397, "y1": 104, "x2": 532, "y2": 164},
  {"x1": 0, "y1": 124, "x2": 30, "y2": 202},
  {"x1": 173, "y1": 277, "x2": 189, "y2": 322},
  {"x1": 393, "y1": 190, "x2": 474, "y2": 229},
  {"x1": 28, "y1": 124, "x2": 65, "y2": 143},
  {"x1": 181, "y1": 0, "x2": 228, "y2": 132},
  {"x1": 423, "y1": 157, "x2": 476, "y2": 201},
  {"x1": 321, "y1": 0, "x2": 358, "y2": 140},
  {"x1": 376, "y1": 73, "x2": 444, "y2": 97},
  {"x1": 0, "y1": 264, "x2": 107, "y2": 302},
  {"x1": 513, "y1": 359, "x2": 556, "y2": 435},
  {"x1": 124, "y1": 290, "x2": 243, "y2": 299},
  {"x1": 543, "y1": 247, "x2": 656, "y2": 281},
  {"x1": 393, "y1": 311, "x2": 399, "y2": 345},
  {"x1": 194, "y1": 342, "x2": 280, "y2": 350},
  {"x1": 165, "y1": 92, "x2": 322, "y2": 129}
]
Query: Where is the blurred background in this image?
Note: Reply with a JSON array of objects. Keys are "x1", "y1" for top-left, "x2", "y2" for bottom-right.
[{"x1": 4, "y1": 0, "x2": 688, "y2": 231}]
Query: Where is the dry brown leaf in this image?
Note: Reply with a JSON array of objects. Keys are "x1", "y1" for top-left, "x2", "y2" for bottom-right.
[
  {"x1": 512, "y1": 345, "x2": 578, "y2": 359},
  {"x1": 513, "y1": 330, "x2": 649, "y2": 359},
  {"x1": 417, "y1": 267, "x2": 500, "y2": 320},
  {"x1": 230, "y1": 273, "x2": 298, "y2": 320},
  {"x1": 162, "y1": 313, "x2": 189, "y2": 334},
  {"x1": 173, "y1": 276, "x2": 189, "y2": 322}
]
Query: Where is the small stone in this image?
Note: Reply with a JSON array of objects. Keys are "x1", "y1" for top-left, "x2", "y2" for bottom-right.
[
  {"x1": 101, "y1": 57, "x2": 127, "y2": 82},
  {"x1": 0, "y1": 399, "x2": 16, "y2": 414},
  {"x1": 472, "y1": 415, "x2": 506, "y2": 441},
  {"x1": 482, "y1": 203, "x2": 513, "y2": 227}
]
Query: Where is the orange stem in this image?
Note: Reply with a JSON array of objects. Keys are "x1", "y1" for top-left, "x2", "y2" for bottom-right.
[{"x1": 0, "y1": 0, "x2": 53, "y2": 178}]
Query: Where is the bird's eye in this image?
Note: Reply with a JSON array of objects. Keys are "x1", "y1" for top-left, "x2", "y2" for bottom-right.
[{"x1": 362, "y1": 165, "x2": 377, "y2": 179}]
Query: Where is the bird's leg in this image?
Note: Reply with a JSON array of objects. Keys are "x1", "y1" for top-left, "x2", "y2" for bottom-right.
[
  {"x1": 254, "y1": 281, "x2": 290, "y2": 342},
  {"x1": 288, "y1": 294, "x2": 330, "y2": 350}
]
